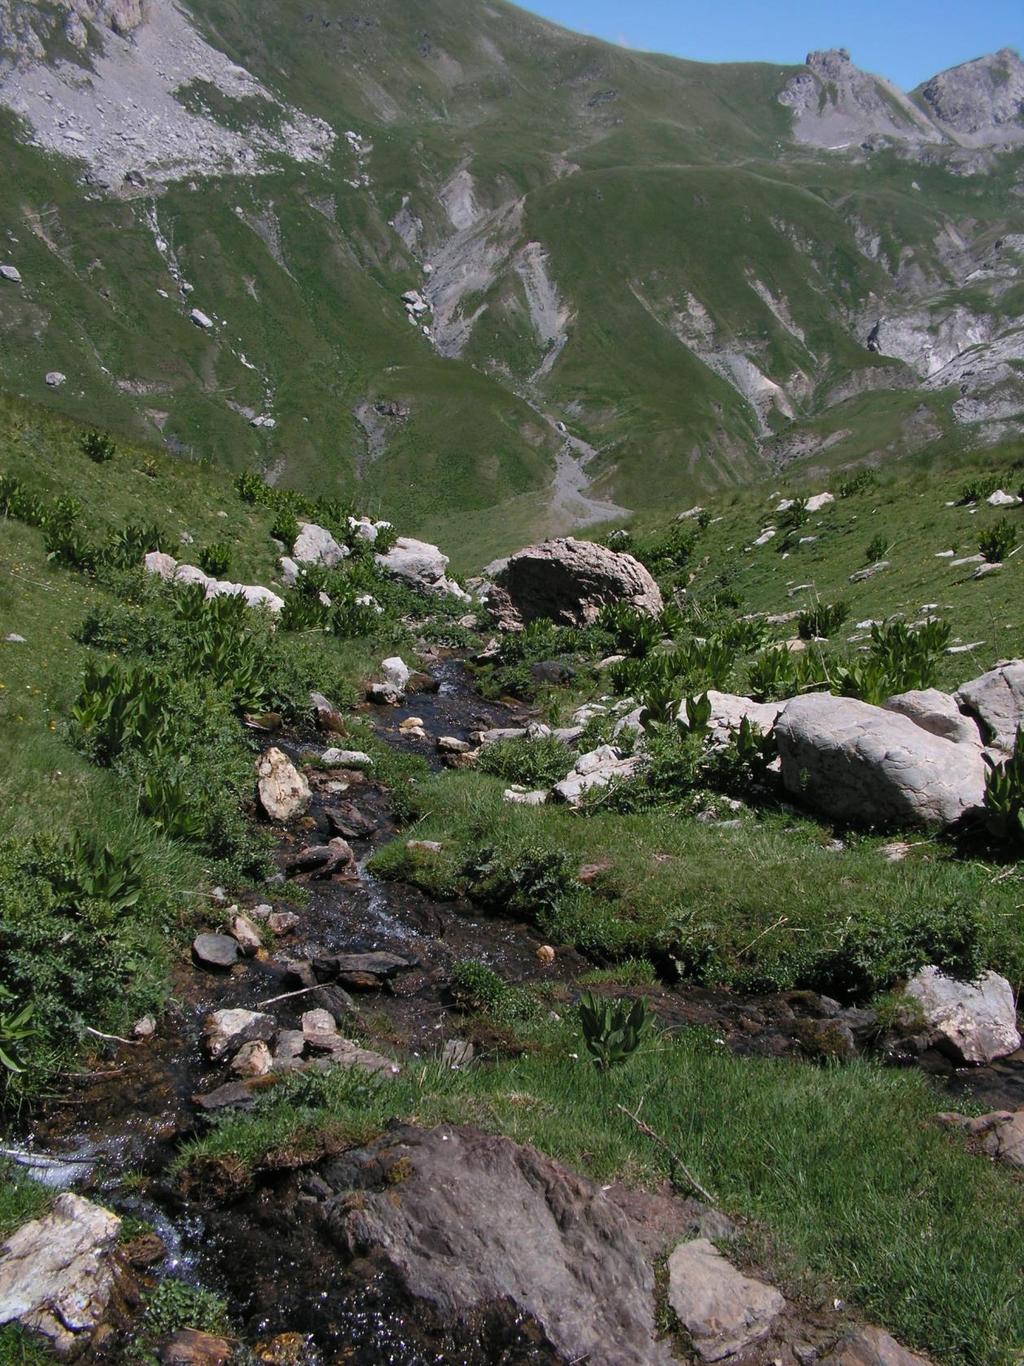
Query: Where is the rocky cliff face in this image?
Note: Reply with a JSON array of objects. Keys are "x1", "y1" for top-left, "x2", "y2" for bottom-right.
[
  {"x1": 778, "y1": 48, "x2": 941, "y2": 149},
  {"x1": 914, "y1": 48, "x2": 1024, "y2": 144}
]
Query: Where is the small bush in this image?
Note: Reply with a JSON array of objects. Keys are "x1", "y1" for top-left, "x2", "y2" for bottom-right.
[
  {"x1": 449, "y1": 961, "x2": 537, "y2": 1024},
  {"x1": 778, "y1": 498, "x2": 809, "y2": 532},
  {"x1": 839, "y1": 470, "x2": 877, "y2": 498},
  {"x1": 477, "y1": 736, "x2": 571, "y2": 789},
  {"x1": 80, "y1": 430, "x2": 115, "y2": 463},
  {"x1": 958, "y1": 476, "x2": 1000, "y2": 506},
  {"x1": 271, "y1": 508, "x2": 300, "y2": 546},
  {"x1": 198, "y1": 542, "x2": 231, "y2": 577},
  {"x1": 865, "y1": 534, "x2": 889, "y2": 563},
  {"x1": 979, "y1": 520, "x2": 1016, "y2": 564}
]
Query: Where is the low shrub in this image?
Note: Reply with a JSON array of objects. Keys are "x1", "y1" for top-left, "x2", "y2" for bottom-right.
[
  {"x1": 80, "y1": 430, "x2": 115, "y2": 463},
  {"x1": 578, "y1": 993, "x2": 650, "y2": 1070},
  {"x1": 449, "y1": 961, "x2": 537, "y2": 1024},
  {"x1": 198, "y1": 542, "x2": 231, "y2": 577},
  {"x1": 838, "y1": 470, "x2": 877, "y2": 498},
  {"x1": 979, "y1": 519, "x2": 1017, "y2": 564},
  {"x1": 477, "y1": 736, "x2": 572, "y2": 789},
  {"x1": 798, "y1": 601, "x2": 849, "y2": 641}
]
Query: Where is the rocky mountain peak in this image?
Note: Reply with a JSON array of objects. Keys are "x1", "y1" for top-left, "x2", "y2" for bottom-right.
[
  {"x1": 779, "y1": 47, "x2": 941, "y2": 149},
  {"x1": 805, "y1": 48, "x2": 853, "y2": 78},
  {"x1": 913, "y1": 46, "x2": 1024, "y2": 144}
]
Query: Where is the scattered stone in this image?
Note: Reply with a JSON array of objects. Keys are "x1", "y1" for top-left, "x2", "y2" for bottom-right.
[
  {"x1": 955, "y1": 660, "x2": 1024, "y2": 756},
  {"x1": 301, "y1": 1008, "x2": 341, "y2": 1051},
  {"x1": 0, "y1": 264, "x2": 22, "y2": 282},
  {"x1": 751, "y1": 528, "x2": 776, "y2": 547},
  {"x1": 666, "y1": 1238, "x2": 784, "y2": 1361},
  {"x1": 680, "y1": 691, "x2": 785, "y2": 745},
  {"x1": 323, "y1": 802, "x2": 375, "y2": 839},
  {"x1": 0, "y1": 1193, "x2": 122, "y2": 1357},
  {"x1": 441, "y1": 1039, "x2": 474, "y2": 1069},
  {"x1": 503, "y1": 788, "x2": 549, "y2": 805},
  {"x1": 536, "y1": 945, "x2": 556, "y2": 964},
  {"x1": 159, "y1": 1329, "x2": 233, "y2": 1365},
  {"x1": 479, "y1": 726, "x2": 529, "y2": 745},
  {"x1": 937, "y1": 1108, "x2": 1024, "y2": 1168},
  {"x1": 286, "y1": 837, "x2": 356, "y2": 880},
  {"x1": 934, "y1": 550, "x2": 955, "y2": 558},
  {"x1": 905, "y1": 967, "x2": 1021, "y2": 1064},
  {"x1": 437, "y1": 736, "x2": 471, "y2": 754},
  {"x1": 189, "y1": 308, "x2": 214, "y2": 329},
  {"x1": 230, "y1": 1040, "x2": 273, "y2": 1078},
  {"x1": 849, "y1": 560, "x2": 889, "y2": 582},
  {"x1": 192, "y1": 933, "x2": 240, "y2": 971},
  {"x1": 775, "y1": 694, "x2": 987, "y2": 829},
  {"x1": 202, "y1": 1009, "x2": 274, "y2": 1060},
  {"x1": 986, "y1": 489, "x2": 1022, "y2": 507},
  {"x1": 256, "y1": 748, "x2": 311, "y2": 823},
  {"x1": 45, "y1": 371, "x2": 66, "y2": 387},
  {"x1": 132, "y1": 1015, "x2": 156, "y2": 1039},
  {"x1": 380, "y1": 656, "x2": 410, "y2": 690},
  {"x1": 3, "y1": 633, "x2": 26, "y2": 643},
  {"x1": 880, "y1": 841, "x2": 913, "y2": 862},
  {"x1": 489, "y1": 537, "x2": 663, "y2": 629},
  {"x1": 366, "y1": 681, "x2": 403, "y2": 705},
  {"x1": 399, "y1": 716, "x2": 425, "y2": 732},
  {"x1": 406, "y1": 670, "x2": 440, "y2": 694},
  {"x1": 268, "y1": 911, "x2": 300, "y2": 936},
  {"x1": 228, "y1": 910, "x2": 262, "y2": 956},
  {"x1": 820, "y1": 1326, "x2": 933, "y2": 1365},
  {"x1": 192, "y1": 1082, "x2": 258, "y2": 1112},
  {"x1": 272, "y1": 1030, "x2": 306, "y2": 1068},
  {"x1": 945, "y1": 642, "x2": 984, "y2": 655},
  {"x1": 553, "y1": 746, "x2": 642, "y2": 806},
  {"x1": 310, "y1": 690, "x2": 346, "y2": 734},
  {"x1": 407, "y1": 839, "x2": 443, "y2": 853},
  {"x1": 320, "y1": 748, "x2": 373, "y2": 769},
  {"x1": 313, "y1": 950, "x2": 418, "y2": 989},
  {"x1": 972, "y1": 562, "x2": 1003, "y2": 579},
  {"x1": 950, "y1": 553, "x2": 984, "y2": 567}
]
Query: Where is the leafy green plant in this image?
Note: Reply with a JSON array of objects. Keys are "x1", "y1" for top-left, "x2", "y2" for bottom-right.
[
  {"x1": 271, "y1": 507, "x2": 301, "y2": 546},
  {"x1": 958, "y1": 476, "x2": 1000, "y2": 506},
  {"x1": 839, "y1": 470, "x2": 877, "y2": 498},
  {"x1": 0, "y1": 1002, "x2": 37, "y2": 1075},
  {"x1": 778, "y1": 497, "x2": 809, "y2": 533},
  {"x1": 198, "y1": 543, "x2": 231, "y2": 577},
  {"x1": 80, "y1": 430, "x2": 115, "y2": 464},
  {"x1": 798, "y1": 601, "x2": 849, "y2": 640},
  {"x1": 72, "y1": 660, "x2": 177, "y2": 762},
  {"x1": 45, "y1": 525, "x2": 96, "y2": 572},
  {"x1": 865, "y1": 534, "x2": 889, "y2": 563},
  {"x1": 838, "y1": 619, "x2": 951, "y2": 704},
  {"x1": 103, "y1": 523, "x2": 164, "y2": 570},
  {"x1": 598, "y1": 602, "x2": 661, "y2": 658},
  {"x1": 678, "y1": 692, "x2": 711, "y2": 739},
  {"x1": 578, "y1": 992, "x2": 650, "y2": 1070},
  {"x1": 983, "y1": 729, "x2": 1024, "y2": 844},
  {"x1": 979, "y1": 520, "x2": 1017, "y2": 564}
]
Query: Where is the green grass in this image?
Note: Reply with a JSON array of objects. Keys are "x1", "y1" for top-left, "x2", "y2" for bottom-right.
[
  {"x1": 181, "y1": 1026, "x2": 1024, "y2": 1364},
  {"x1": 370, "y1": 771, "x2": 1024, "y2": 997},
  {"x1": 0, "y1": 1160, "x2": 50, "y2": 1237}
]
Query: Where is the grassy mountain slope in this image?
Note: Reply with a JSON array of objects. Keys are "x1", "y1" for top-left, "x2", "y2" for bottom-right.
[{"x1": 1, "y1": 1, "x2": 1022, "y2": 554}]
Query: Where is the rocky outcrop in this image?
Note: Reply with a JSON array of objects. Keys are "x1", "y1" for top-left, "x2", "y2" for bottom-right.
[
  {"x1": 666, "y1": 1239, "x2": 785, "y2": 1361},
  {"x1": 143, "y1": 552, "x2": 284, "y2": 613},
  {"x1": 0, "y1": 1193, "x2": 123, "y2": 1356},
  {"x1": 822, "y1": 1326, "x2": 934, "y2": 1366},
  {"x1": 318, "y1": 1123, "x2": 674, "y2": 1366},
  {"x1": 778, "y1": 49, "x2": 942, "y2": 149},
  {"x1": 292, "y1": 523, "x2": 348, "y2": 569},
  {"x1": 905, "y1": 967, "x2": 1020, "y2": 1064},
  {"x1": 955, "y1": 660, "x2": 1024, "y2": 756},
  {"x1": 552, "y1": 745, "x2": 642, "y2": 805},
  {"x1": 938, "y1": 1108, "x2": 1024, "y2": 1169},
  {"x1": 774, "y1": 694, "x2": 987, "y2": 828},
  {"x1": 490, "y1": 538, "x2": 663, "y2": 629},
  {"x1": 679, "y1": 691, "x2": 784, "y2": 745},
  {"x1": 375, "y1": 537, "x2": 469, "y2": 600},
  {"x1": 913, "y1": 49, "x2": 1024, "y2": 145}
]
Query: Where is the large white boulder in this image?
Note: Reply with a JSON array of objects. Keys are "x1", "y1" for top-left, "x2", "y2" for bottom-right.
[
  {"x1": 375, "y1": 536, "x2": 468, "y2": 600},
  {"x1": 293, "y1": 522, "x2": 349, "y2": 568},
  {"x1": 905, "y1": 967, "x2": 1020, "y2": 1064},
  {"x1": 955, "y1": 660, "x2": 1024, "y2": 757},
  {"x1": 490, "y1": 538, "x2": 662, "y2": 629},
  {"x1": 678, "y1": 691, "x2": 785, "y2": 744},
  {"x1": 0, "y1": 1193, "x2": 122, "y2": 1356},
  {"x1": 775, "y1": 693, "x2": 987, "y2": 828}
]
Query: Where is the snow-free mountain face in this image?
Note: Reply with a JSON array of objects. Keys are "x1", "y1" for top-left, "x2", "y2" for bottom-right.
[{"x1": 0, "y1": 2, "x2": 1022, "y2": 558}]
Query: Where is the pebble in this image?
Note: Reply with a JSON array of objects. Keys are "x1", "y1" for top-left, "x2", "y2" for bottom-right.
[
  {"x1": 192, "y1": 933, "x2": 240, "y2": 969},
  {"x1": 268, "y1": 911, "x2": 300, "y2": 935}
]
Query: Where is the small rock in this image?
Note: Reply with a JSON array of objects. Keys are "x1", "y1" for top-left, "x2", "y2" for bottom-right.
[
  {"x1": 3, "y1": 633, "x2": 26, "y2": 644},
  {"x1": 972, "y1": 562, "x2": 1004, "y2": 579},
  {"x1": 203, "y1": 1009, "x2": 275, "y2": 1060},
  {"x1": 820, "y1": 1326, "x2": 933, "y2": 1365},
  {"x1": 301, "y1": 1008, "x2": 340, "y2": 1050},
  {"x1": 399, "y1": 716, "x2": 425, "y2": 732},
  {"x1": 310, "y1": 690, "x2": 346, "y2": 734},
  {"x1": 192, "y1": 1082, "x2": 257, "y2": 1112},
  {"x1": 0, "y1": 264, "x2": 22, "y2": 283},
  {"x1": 441, "y1": 1039, "x2": 475, "y2": 1069},
  {"x1": 189, "y1": 308, "x2": 214, "y2": 329},
  {"x1": 273, "y1": 1030, "x2": 306, "y2": 1068},
  {"x1": 407, "y1": 839, "x2": 443, "y2": 854},
  {"x1": 849, "y1": 560, "x2": 889, "y2": 582},
  {"x1": 286, "y1": 837, "x2": 355, "y2": 880},
  {"x1": 437, "y1": 736, "x2": 471, "y2": 754},
  {"x1": 667, "y1": 1238, "x2": 785, "y2": 1361},
  {"x1": 503, "y1": 788, "x2": 549, "y2": 805},
  {"x1": 367, "y1": 682, "x2": 403, "y2": 705},
  {"x1": 256, "y1": 748, "x2": 311, "y2": 823},
  {"x1": 192, "y1": 933, "x2": 240, "y2": 970},
  {"x1": 986, "y1": 490, "x2": 1022, "y2": 508},
  {"x1": 406, "y1": 670, "x2": 441, "y2": 694},
  {"x1": 536, "y1": 945, "x2": 556, "y2": 964},
  {"x1": 230, "y1": 1040, "x2": 273, "y2": 1078},
  {"x1": 160, "y1": 1328, "x2": 233, "y2": 1365},
  {"x1": 880, "y1": 841, "x2": 913, "y2": 863},
  {"x1": 320, "y1": 748, "x2": 373, "y2": 769},
  {"x1": 268, "y1": 911, "x2": 300, "y2": 936},
  {"x1": 228, "y1": 910, "x2": 262, "y2": 956},
  {"x1": 380, "y1": 656, "x2": 410, "y2": 690},
  {"x1": 937, "y1": 1107, "x2": 1024, "y2": 1168},
  {"x1": 45, "y1": 371, "x2": 66, "y2": 387},
  {"x1": 132, "y1": 1015, "x2": 156, "y2": 1039}
]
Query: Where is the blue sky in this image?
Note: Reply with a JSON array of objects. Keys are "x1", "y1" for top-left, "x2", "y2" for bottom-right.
[{"x1": 518, "y1": 0, "x2": 1023, "y2": 90}]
